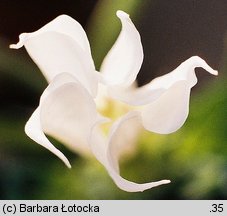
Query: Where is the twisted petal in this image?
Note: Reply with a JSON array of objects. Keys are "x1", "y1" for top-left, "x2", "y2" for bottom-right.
[
  {"x1": 141, "y1": 80, "x2": 191, "y2": 134},
  {"x1": 10, "y1": 15, "x2": 98, "y2": 96},
  {"x1": 110, "y1": 56, "x2": 218, "y2": 134},
  {"x1": 100, "y1": 10, "x2": 143, "y2": 87},
  {"x1": 25, "y1": 106, "x2": 71, "y2": 168},
  {"x1": 91, "y1": 111, "x2": 170, "y2": 192},
  {"x1": 25, "y1": 73, "x2": 104, "y2": 167}
]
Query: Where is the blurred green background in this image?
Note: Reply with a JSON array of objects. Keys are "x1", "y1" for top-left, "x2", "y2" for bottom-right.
[{"x1": 0, "y1": 0, "x2": 226, "y2": 199}]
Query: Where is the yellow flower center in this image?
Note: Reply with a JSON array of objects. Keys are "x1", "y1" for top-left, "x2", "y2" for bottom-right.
[{"x1": 95, "y1": 85, "x2": 132, "y2": 134}]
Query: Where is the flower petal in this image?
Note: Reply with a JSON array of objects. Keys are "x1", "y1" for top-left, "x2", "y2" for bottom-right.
[
  {"x1": 100, "y1": 10, "x2": 143, "y2": 87},
  {"x1": 141, "y1": 80, "x2": 191, "y2": 134},
  {"x1": 139, "y1": 56, "x2": 218, "y2": 134},
  {"x1": 10, "y1": 15, "x2": 98, "y2": 96},
  {"x1": 90, "y1": 111, "x2": 170, "y2": 192},
  {"x1": 25, "y1": 73, "x2": 103, "y2": 166},
  {"x1": 109, "y1": 56, "x2": 218, "y2": 106},
  {"x1": 25, "y1": 106, "x2": 71, "y2": 168}
]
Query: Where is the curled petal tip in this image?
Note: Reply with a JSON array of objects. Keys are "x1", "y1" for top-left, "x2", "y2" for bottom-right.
[
  {"x1": 24, "y1": 106, "x2": 72, "y2": 170},
  {"x1": 163, "y1": 180, "x2": 171, "y2": 184},
  {"x1": 61, "y1": 156, "x2": 71, "y2": 168},
  {"x1": 9, "y1": 33, "x2": 27, "y2": 49},
  {"x1": 66, "y1": 162, "x2": 72, "y2": 169},
  {"x1": 116, "y1": 10, "x2": 129, "y2": 19},
  {"x1": 9, "y1": 44, "x2": 16, "y2": 49},
  {"x1": 212, "y1": 70, "x2": 218, "y2": 76},
  {"x1": 205, "y1": 68, "x2": 218, "y2": 76},
  {"x1": 9, "y1": 43, "x2": 22, "y2": 49},
  {"x1": 56, "y1": 14, "x2": 70, "y2": 19},
  {"x1": 138, "y1": 180, "x2": 171, "y2": 192},
  {"x1": 190, "y1": 56, "x2": 218, "y2": 76}
]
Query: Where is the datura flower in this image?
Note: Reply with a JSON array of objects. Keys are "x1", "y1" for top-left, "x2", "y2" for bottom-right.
[{"x1": 10, "y1": 10, "x2": 218, "y2": 192}]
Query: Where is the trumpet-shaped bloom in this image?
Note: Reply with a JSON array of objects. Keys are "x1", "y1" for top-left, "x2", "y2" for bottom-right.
[{"x1": 10, "y1": 10, "x2": 218, "y2": 192}]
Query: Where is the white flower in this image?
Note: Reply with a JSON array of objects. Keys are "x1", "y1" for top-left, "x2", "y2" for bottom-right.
[{"x1": 10, "y1": 10, "x2": 218, "y2": 192}]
